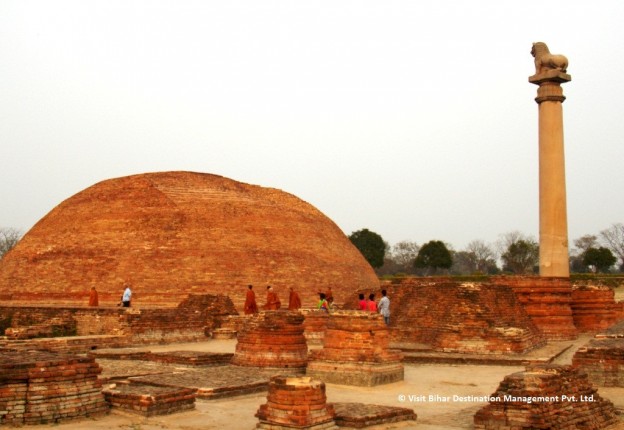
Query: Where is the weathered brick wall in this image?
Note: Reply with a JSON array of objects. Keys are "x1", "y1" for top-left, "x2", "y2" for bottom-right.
[
  {"x1": 572, "y1": 338, "x2": 624, "y2": 387},
  {"x1": 0, "y1": 172, "x2": 379, "y2": 310},
  {"x1": 492, "y1": 276, "x2": 577, "y2": 340},
  {"x1": 571, "y1": 283, "x2": 624, "y2": 332},
  {"x1": 0, "y1": 350, "x2": 109, "y2": 425},
  {"x1": 474, "y1": 364, "x2": 619, "y2": 430},
  {"x1": 370, "y1": 280, "x2": 545, "y2": 354},
  {"x1": 0, "y1": 294, "x2": 238, "y2": 346}
]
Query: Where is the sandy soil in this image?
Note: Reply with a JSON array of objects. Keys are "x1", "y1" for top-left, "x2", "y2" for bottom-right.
[{"x1": 13, "y1": 337, "x2": 624, "y2": 430}]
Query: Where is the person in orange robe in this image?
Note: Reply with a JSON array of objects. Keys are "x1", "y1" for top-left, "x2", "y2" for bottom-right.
[
  {"x1": 288, "y1": 287, "x2": 301, "y2": 310},
  {"x1": 264, "y1": 286, "x2": 281, "y2": 310},
  {"x1": 88, "y1": 287, "x2": 99, "y2": 306},
  {"x1": 244, "y1": 285, "x2": 258, "y2": 314}
]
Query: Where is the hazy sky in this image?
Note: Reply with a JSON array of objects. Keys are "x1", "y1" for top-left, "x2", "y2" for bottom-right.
[{"x1": 2, "y1": 1, "x2": 623, "y2": 252}]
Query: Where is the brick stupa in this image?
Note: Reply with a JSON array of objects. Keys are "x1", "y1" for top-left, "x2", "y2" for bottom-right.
[{"x1": 0, "y1": 172, "x2": 379, "y2": 309}]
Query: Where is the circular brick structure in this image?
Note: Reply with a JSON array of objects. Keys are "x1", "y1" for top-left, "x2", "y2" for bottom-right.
[
  {"x1": 255, "y1": 375, "x2": 337, "y2": 429},
  {"x1": 0, "y1": 172, "x2": 379, "y2": 309},
  {"x1": 232, "y1": 310, "x2": 307, "y2": 369}
]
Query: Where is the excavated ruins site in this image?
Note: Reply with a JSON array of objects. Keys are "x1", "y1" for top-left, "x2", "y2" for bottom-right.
[{"x1": 1, "y1": 81, "x2": 624, "y2": 430}]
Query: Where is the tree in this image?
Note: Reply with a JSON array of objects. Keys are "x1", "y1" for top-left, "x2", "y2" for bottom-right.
[
  {"x1": 570, "y1": 234, "x2": 599, "y2": 273},
  {"x1": 450, "y1": 250, "x2": 478, "y2": 275},
  {"x1": 348, "y1": 228, "x2": 386, "y2": 269},
  {"x1": 501, "y1": 239, "x2": 539, "y2": 274},
  {"x1": 600, "y1": 223, "x2": 624, "y2": 270},
  {"x1": 414, "y1": 240, "x2": 452, "y2": 275},
  {"x1": 389, "y1": 240, "x2": 420, "y2": 272},
  {"x1": 573, "y1": 235, "x2": 599, "y2": 255},
  {"x1": 465, "y1": 239, "x2": 498, "y2": 273},
  {"x1": 582, "y1": 247, "x2": 616, "y2": 273},
  {"x1": 0, "y1": 227, "x2": 22, "y2": 259}
]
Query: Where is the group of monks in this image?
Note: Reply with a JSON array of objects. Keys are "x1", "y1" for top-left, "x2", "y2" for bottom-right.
[{"x1": 243, "y1": 284, "x2": 303, "y2": 314}]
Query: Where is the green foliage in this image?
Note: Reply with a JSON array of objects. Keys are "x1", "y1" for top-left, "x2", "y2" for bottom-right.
[
  {"x1": 501, "y1": 239, "x2": 538, "y2": 274},
  {"x1": 414, "y1": 240, "x2": 452, "y2": 274},
  {"x1": 349, "y1": 228, "x2": 386, "y2": 268},
  {"x1": 583, "y1": 247, "x2": 617, "y2": 273}
]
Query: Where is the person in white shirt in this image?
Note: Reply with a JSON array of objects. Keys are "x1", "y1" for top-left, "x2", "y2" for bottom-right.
[
  {"x1": 122, "y1": 285, "x2": 132, "y2": 307},
  {"x1": 378, "y1": 289, "x2": 390, "y2": 325}
]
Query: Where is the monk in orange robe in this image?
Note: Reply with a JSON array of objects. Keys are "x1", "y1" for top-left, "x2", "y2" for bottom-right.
[
  {"x1": 288, "y1": 287, "x2": 301, "y2": 310},
  {"x1": 244, "y1": 285, "x2": 258, "y2": 314},
  {"x1": 264, "y1": 286, "x2": 281, "y2": 310},
  {"x1": 88, "y1": 287, "x2": 99, "y2": 306}
]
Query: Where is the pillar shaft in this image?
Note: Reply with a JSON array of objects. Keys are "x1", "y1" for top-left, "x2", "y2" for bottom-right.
[{"x1": 530, "y1": 71, "x2": 571, "y2": 277}]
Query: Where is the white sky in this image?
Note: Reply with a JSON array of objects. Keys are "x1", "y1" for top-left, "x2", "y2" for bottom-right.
[{"x1": 1, "y1": 1, "x2": 623, "y2": 251}]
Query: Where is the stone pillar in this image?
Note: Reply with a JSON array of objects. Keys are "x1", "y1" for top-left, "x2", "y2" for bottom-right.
[{"x1": 529, "y1": 43, "x2": 571, "y2": 277}]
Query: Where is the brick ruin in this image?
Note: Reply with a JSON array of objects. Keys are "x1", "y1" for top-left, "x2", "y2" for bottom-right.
[
  {"x1": 0, "y1": 350, "x2": 109, "y2": 426},
  {"x1": 474, "y1": 364, "x2": 619, "y2": 430},
  {"x1": 0, "y1": 171, "x2": 379, "y2": 310},
  {"x1": 301, "y1": 309, "x2": 329, "y2": 345},
  {"x1": 255, "y1": 376, "x2": 338, "y2": 430},
  {"x1": 101, "y1": 382, "x2": 196, "y2": 417},
  {"x1": 571, "y1": 282, "x2": 624, "y2": 332},
  {"x1": 0, "y1": 294, "x2": 237, "y2": 347},
  {"x1": 373, "y1": 279, "x2": 546, "y2": 354},
  {"x1": 306, "y1": 311, "x2": 403, "y2": 386},
  {"x1": 232, "y1": 310, "x2": 308, "y2": 370},
  {"x1": 491, "y1": 276, "x2": 578, "y2": 340},
  {"x1": 572, "y1": 321, "x2": 624, "y2": 388}
]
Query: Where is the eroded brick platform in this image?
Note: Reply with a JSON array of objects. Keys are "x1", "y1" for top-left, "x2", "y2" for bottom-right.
[
  {"x1": 0, "y1": 350, "x2": 108, "y2": 426},
  {"x1": 573, "y1": 337, "x2": 624, "y2": 387},
  {"x1": 232, "y1": 311, "x2": 307, "y2": 370},
  {"x1": 370, "y1": 280, "x2": 546, "y2": 354},
  {"x1": 90, "y1": 349, "x2": 232, "y2": 366},
  {"x1": 102, "y1": 382, "x2": 195, "y2": 416},
  {"x1": 573, "y1": 338, "x2": 624, "y2": 387},
  {"x1": 130, "y1": 366, "x2": 294, "y2": 399},
  {"x1": 255, "y1": 376, "x2": 338, "y2": 430},
  {"x1": 307, "y1": 311, "x2": 403, "y2": 386},
  {"x1": 474, "y1": 364, "x2": 618, "y2": 430},
  {"x1": 332, "y1": 402, "x2": 417, "y2": 428},
  {"x1": 301, "y1": 309, "x2": 329, "y2": 345}
]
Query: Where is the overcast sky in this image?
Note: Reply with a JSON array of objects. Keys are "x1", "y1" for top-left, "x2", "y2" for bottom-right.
[{"x1": 1, "y1": 1, "x2": 623, "y2": 252}]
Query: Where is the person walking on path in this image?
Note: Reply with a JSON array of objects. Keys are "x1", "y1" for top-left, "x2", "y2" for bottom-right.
[
  {"x1": 378, "y1": 289, "x2": 390, "y2": 325},
  {"x1": 121, "y1": 285, "x2": 132, "y2": 307},
  {"x1": 264, "y1": 285, "x2": 281, "y2": 310},
  {"x1": 244, "y1": 285, "x2": 258, "y2": 314},
  {"x1": 288, "y1": 287, "x2": 302, "y2": 310}
]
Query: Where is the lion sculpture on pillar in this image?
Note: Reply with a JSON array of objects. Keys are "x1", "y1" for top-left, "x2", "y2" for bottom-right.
[{"x1": 531, "y1": 42, "x2": 568, "y2": 75}]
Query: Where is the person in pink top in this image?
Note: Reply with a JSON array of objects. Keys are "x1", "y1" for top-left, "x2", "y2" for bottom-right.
[
  {"x1": 367, "y1": 293, "x2": 377, "y2": 312},
  {"x1": 358, "y1": 293, "x2": 367, "y2": 310}
]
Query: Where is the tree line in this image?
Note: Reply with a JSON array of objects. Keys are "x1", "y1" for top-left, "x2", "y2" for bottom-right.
[
  {"x1": 2, "y1": 223, "x2": 623, "y2": 275},
  {"x1": 348, "y1": 223, "x2": 624, "y2": 276}
]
